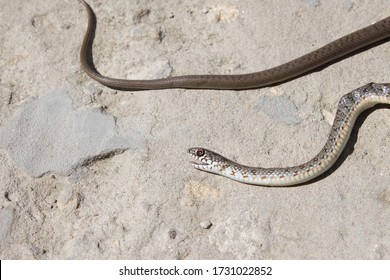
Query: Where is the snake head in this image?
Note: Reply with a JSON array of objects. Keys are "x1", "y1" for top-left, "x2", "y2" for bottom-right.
[{"x1": 188, "y1": 147, "x2": 228, "y2": 174}]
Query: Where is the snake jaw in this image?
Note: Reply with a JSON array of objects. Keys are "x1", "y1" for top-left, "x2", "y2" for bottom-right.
[
  {"x1": 189, "y1": 157, "x2": 210, "y2": 167},
  {"x1": 190, "y1": 159, "x2": 211, "y2": 169}
]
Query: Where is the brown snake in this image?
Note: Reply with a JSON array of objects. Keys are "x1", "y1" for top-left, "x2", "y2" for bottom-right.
[
  {"x1": 78, "y1": 1, "x2": 390, "y2": 186},
  {"x1": 78, "y1": 0, "x2": 390, "y2": 90}
]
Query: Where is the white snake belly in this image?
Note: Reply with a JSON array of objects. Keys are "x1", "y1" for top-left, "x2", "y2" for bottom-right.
[{"x1": 189, "y1": 83, "x2": 390, "y2": 186}]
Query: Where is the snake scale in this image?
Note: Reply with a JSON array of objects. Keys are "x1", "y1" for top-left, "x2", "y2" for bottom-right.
[{"x1": 78, "y1": 0, "x2": 390, "y2": 186}]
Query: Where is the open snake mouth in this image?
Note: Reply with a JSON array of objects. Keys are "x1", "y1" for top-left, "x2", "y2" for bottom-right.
[
  {"x1": 189, "y1": 154, "x2": 211, "y2": 167},
  {"x1": 189, "y1": 158, "x2": 209, "y2": 167}
]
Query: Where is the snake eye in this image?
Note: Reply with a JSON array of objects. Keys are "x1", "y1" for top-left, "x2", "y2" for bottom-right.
[{"x1": 196, "y1": 149, "x2": 205, "y2": 157}]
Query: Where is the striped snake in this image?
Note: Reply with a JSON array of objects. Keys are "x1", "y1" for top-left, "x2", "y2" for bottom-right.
[
  {"x1": 77, "y1": 1, "x2": 390, "y2": 186},
  {"x1": 189, "y1": 83, "x2": 390, "y2": 186}
]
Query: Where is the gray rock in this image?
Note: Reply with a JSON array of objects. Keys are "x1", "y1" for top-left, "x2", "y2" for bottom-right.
[
  {"x1": 0, "y1": 88, "x2": 132, "y2": 177},
  {"x1": 340, "y1": 0, "x2": 354, "y2": 11},
  {"x1": 308, "y1": 0, "x2": 321, "y2": 7},
  {"x1": 255, "y1": 95, "x2": 303, "y2": 125}
]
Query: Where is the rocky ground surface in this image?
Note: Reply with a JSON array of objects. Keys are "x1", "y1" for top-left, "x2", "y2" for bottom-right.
[{"x1": 0, "y1": 0, "x2": 389, "y2": 259}]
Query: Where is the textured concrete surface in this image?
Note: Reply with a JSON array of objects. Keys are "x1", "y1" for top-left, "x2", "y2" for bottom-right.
[{"x1": 0, "y1": 0, "x2": 389, "y2": 259}]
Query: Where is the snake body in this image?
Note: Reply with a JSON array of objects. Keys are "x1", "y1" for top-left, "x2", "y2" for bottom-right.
[
  {"x1": 77, "y1": 1, "x2": 390, "y2": 186},
  {"x1": 78, "y1": 0, "x2": 390, "y2": 90},
  {"x1": 189, "y1": 83, "x2": 390, "y2": 186}
]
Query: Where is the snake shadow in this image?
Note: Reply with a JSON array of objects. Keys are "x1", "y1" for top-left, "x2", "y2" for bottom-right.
[{"x1": 292, "y1": 103, "x2": 390, "y2": 188}]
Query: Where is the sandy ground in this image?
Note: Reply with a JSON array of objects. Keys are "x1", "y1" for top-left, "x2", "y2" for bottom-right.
[{"x1": 0, "y1": 0, "x2": 389, "y2": 259}]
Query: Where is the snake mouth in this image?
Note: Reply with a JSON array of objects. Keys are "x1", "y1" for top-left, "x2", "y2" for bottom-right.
[{"x1": 189, "y1": 159, "x2": 210, "y2": 167}]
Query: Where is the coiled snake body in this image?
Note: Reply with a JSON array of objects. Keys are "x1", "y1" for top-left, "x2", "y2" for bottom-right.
[{"x1": 78, "y1": 1, "x2": 390, "y2": 186}]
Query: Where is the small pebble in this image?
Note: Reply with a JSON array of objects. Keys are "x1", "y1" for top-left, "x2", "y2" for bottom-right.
[
  {"x1": 168, "y1": 228, "x2": 177, "y2": 239},
  {"x1": 57, "y1": 186, "x2": 73, "y2": 208},
  {"x1": 308, "y1": 0, "x2": 320, "y2": 7},
  {"x1": 200, "y1": 220, "x2": 212, "y2": 229},
  {"x1": 340, "y1": 0, "x2": 353, "y2": 11}
]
